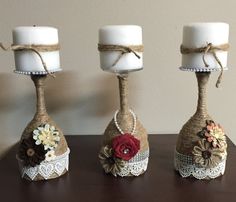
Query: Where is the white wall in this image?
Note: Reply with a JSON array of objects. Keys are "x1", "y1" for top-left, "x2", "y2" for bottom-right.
[{"x1": 0, "y1": 0, "x2": 236, "y2": 156}]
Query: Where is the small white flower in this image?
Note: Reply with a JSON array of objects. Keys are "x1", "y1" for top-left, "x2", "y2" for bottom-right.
[
  {"x1": 33, "y1": 130, "x2": 39, "y2": 136},
  {"x1": 45, "y1": 150, "x2": 56, "y2": 162},
  {"x1": 45, "y1": 124, "x2": 50, "y2": 131},
  {"x1": 38, "y1": 127, "x2": 44, "y2": 131},
  {"x1": 35, "y1": 140, "x2": 41, "y2": 145}
]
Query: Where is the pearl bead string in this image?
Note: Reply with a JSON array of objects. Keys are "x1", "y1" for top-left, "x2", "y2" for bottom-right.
[{"x1": 114, "y1": 109, "x2": 137, "y2": 135}]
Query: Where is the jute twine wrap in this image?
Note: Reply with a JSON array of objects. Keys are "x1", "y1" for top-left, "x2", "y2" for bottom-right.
[
  {"x1": 181, "y1": 43, "x2": 229, "y2": 88},
  {"x1": 20, "y1": 75, "x2": 68, "y2": 181},
  {"x1": 0, "y1": 43, "x2": 60, "y2": 77},
  {"x1": 98, "y1": 44, "x2": 143, "y2": 68},
  {"x1": 103, "y1": 75, "x2": 149, "y2": 174},
  {"x1": 176, "y1": 72, "x2": 212, "y2": 155}
]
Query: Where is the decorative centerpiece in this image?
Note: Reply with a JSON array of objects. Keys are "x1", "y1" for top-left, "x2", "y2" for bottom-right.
[
  {"x1": 97, "y1": 25, "x2": 149, "y2": 177},
  {"x1": 8, "y1": 26, "x2": 70, "y2": 181},
  {"x1": 175, "y1": 23, "x2": 229, "y2": 179}
]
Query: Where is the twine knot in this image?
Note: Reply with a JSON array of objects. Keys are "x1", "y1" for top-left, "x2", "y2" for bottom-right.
[
  {"x1": 180, "y1": 43, "x2": 229, "y2": 88},
  {"x1": 98, "y1": 44, "x2": 143, "y2": 68},
  {"x1": 202, "y1": 42, "x2": 212, "y2": 67}
]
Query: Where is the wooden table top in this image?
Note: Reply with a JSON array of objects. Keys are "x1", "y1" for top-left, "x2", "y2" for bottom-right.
[{"x1": 0, "y1": 134, "x2": 236, "y2": 202}]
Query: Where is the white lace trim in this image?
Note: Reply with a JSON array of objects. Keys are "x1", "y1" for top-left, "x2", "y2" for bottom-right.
[
  {"x1": 117, "y1": 149, "x2": 149, "y2": 177},
  {"x1": 117, "y1": 157, "x2": 149, "y2": 177},
  {"x1": 174, "y1": 150, "x2": 226, "y2": 179},
  {"x1": 17, "y1": 148, "x2": 70, "y2": 180}
]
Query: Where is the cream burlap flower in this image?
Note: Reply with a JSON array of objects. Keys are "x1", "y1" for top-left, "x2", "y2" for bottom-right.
[
  {"x1": 193, "y1": 139, "x2": 227, "y2": 168},
  {"x1": 33, "y1": 124, "x2": 60, "y2": 150},
  {"x1": 98, "y1": 145, "x2": 125, "y2": 177},
  {"x1": 205, "y1": 120, "x2": 226, "y2": 148}
]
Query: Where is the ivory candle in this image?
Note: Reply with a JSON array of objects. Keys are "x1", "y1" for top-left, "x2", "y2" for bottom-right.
[
  {"x1": 98, "y1": 25, "x2": 143, "y2": 73},
  {"x1": 13, "y1": 26, "x2": 61, "y2": 73},
  {"x1": 181, "y1": 23, "x2": 229, "y2": 70}
]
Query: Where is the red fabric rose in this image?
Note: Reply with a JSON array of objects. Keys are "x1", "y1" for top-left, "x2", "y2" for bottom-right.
[{"x1": 112, "y1": 133, "x2": 140, "y2": 161}]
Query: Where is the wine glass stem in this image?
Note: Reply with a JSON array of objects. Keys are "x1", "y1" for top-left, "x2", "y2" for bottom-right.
[
  {"x1": 118, "y1": 75, "x2": 129, "y2": 115},
  {"x1": 195, "y1": 72, "x2": 210, "y2": 117},
  {"x1": 31, "y1": 75, "x2": 47, "y2": 115}
]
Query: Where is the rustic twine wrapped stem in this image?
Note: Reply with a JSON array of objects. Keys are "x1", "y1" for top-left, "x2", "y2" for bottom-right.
[
  {"x1": 176, "y1": 72, "x2": 212, "y2": 155},
  {"x1": 118, "y1": 74, "x2": 129, "y2": 115},
  {"x1": 32, "y1": 75, "x2": 47, "y2": 115},
  {"x1": 195, "y1": 72, "x2": 209, "y2": 116}
]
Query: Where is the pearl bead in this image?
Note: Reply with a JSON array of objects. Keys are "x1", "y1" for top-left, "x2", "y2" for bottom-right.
[{"x1": 114, "y1": 109, "x2": 136, "y2": 135}]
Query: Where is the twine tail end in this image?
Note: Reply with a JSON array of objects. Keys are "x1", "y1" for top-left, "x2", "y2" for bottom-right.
[
  {"x1": 132, "y1": 51, "x2": 141, "y2": 59},
  {"x1": 215, "y1": 75, "x2": 222, "y2": 88},
  {"x1": 215, "y1": 70, "x2": 223, "y2": 88},
  {"x1": 0, "y1": 43, "x2": 10, "y2": 51},
  {"x1": 49, "y1": 73, "x2": 56, "y2": 78}
]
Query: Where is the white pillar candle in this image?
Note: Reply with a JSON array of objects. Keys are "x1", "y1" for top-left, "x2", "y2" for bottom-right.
[
  {"x1": 99, "y1": 25, "x2": 143, "y2": 73},
  {"x1": 181, "y1": 23, "x2": 229, "y2": 70},
  {"x1": 13, "y1": 26, "x2": 61, "y2": 73}
]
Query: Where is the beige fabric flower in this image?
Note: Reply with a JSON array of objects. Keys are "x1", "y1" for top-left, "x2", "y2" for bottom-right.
[
  {"x1": 204, "y1": 120, "x2": 226, "y2": 148},
  {"x1": 193, "y1": 139, "x2": 227, "y2": 168},
  {"x1": 98, "y1": 145, "x2": 125, "y2": 177},
  {"x1": 33, "y1": 124, "x2": 60, "y2": 150}
]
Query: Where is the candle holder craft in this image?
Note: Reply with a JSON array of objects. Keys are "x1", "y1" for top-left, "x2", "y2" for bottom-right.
[
  {"x1": 17, "y1": 74, "x2": 69, "y2": 181},
  {"x1": 10, "y1": 26, "x2": 70, "y2": 181},
  {"x1": 97, "y1": 25, "x2": 149, "y2": 177},
  {"x1": 174, "y1": 23, "x2": 229, "y2": 180}
]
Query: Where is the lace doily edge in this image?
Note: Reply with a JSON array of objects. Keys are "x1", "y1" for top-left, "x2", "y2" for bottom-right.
[
  {"x1": 116, "y1": 157, "x2": 149, "y2": 177},
  {"x1": 174, "y1": 150, "x2": 226, "y2": 180},
  {"x1": 17, "y1": 148, "x2": 70, "y2": 181},
  {"x1": 175, "y1": 168, "x2": 225, "y2": 179}
]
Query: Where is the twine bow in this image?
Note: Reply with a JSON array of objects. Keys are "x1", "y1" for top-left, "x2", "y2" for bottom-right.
[
  {"x1": 0, "y1": 43, "x2": 60, "y2": 77},
  {"x1": 180, "y1": 43, "x2": 229, "y2": 88},
  {"x1": 98, "y1": 44, "x2": 143, "y2": 68}
]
